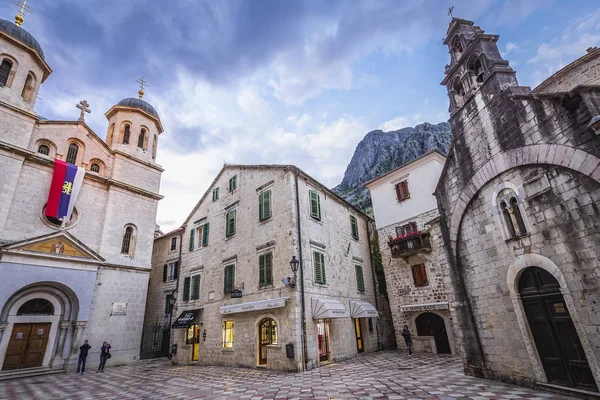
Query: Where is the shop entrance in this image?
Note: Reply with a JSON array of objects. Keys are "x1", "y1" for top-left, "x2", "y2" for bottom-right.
[
  {"x1": 258, "y1": 318, "x2": 277, "y2": 366},
  {"x1": 317, "y1": 320, "x2": 330, "y2": 362},
  {"x1": 186, "y1": 325, "x2": 200, "y2": 361},
  {"x1": 353, "y1": 318, "x2": 364, "y2": 353}
]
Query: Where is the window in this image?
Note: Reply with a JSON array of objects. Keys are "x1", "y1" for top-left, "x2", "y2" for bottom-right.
[
  {"x1": 355, "y1": 264, "x2": 365, "y2": 292},
  {"x1": 152, "y1": 134, "x2": 157, "y2": 160},
  {"x1": 0, "y1": 59, "x2": 12, "y2": 86},
  {"x1": 469, "y1": 56, "x2": 485, "y2": 83},
  {"x1": 259, "y1": 252, "x2": 273, "y2": 287},
  {"x1": 212, "y1": 188, "x2": 219, "y2": 202},
  {"x1": 184, "y1": 274, "x2": 201, "y2": 301},
  {"x1": 511, "y1": 197, "x2": 527, "y2": 235},
  {"x1": 121, "y1": 226, "x2": 133, "y2": 255},
  {"x1": 107, "y1": 123, "x2": 115, "y2": 146},
  {"x1": 189, "y1": 228, "x2": 195, "y2": 251},
  {"x1": 21, "y1": 72, "x2": 34, "y2": 102},
  {"x1": 411, "y1": 264, "x2": 428, "y2": 287},
  {"x1": 164, "y1": 294, "x2": 174, "y2": 314},
  {"x1": 452, "y1": 77, "x2": 465, "y2": 108},
  {"x1": 497, "y1": 189, "x2": 528, "y2": 240},
  {"x1": 225, "y1": 209, "x2": 236, "y2": 237},
  {"x1": 38, "y1": 145, "x2": 49, "y2": 155},
  {"x1": 66, "y1": 143, "x2": 79, "y2": 164},
  {"x1": 396, "y1": 222, "x2": 418, "y2": 237},
  {"x1": 229, "y1": 175, "x2": 237, "y2": 192},
  {"x1": 163, "y1": 262, "x2": 178, "y2": 282},
  {"x1": 170, "y1": 237, "x2": 177, "y2": 251},
  {"x1": 191, "y1": 224, "x2": 209, "y2": 249},
  {"x1": 224, "y1": 264, "x2": 235, "y2": 294},
  {"x1": 451, "y1": 35, "x2": 463, "y2": 54},
  {"x1": 350, "y1": 215, "x2": 359, "y2": 240},
  {"x1": 500, "y1": 201, "x2": 516, "y2": 238},
  {"x1": 123, "y1": 124, "x2": 131, "y2": 144},
  {"x1": 138, "y1": 128, "x2": 146, "y2": 149},
  {"x1": 17, "y1": 298, "x2": 54, "y2": 315},
  {"x1": 395, "y1": 180, "x2": 410, "y2": 202},
  {"x1": 90, "y1": 163, "x2": 100, "y2": 173},
  {"x1": 313, "y1": 251, "x2": 326, "y2": 284},
  {"x1": 259, "y1": 189, "x2": 272, "y2": 221},
  {"x1": 201, "y1": 223, "x2": 210, "y2": 247},
  {"x1": 309, "y1": 189, "x2": 321, "y2": 220},
  {"x1": 223, "y1": 321, "x2": 234, "y2": 348}
]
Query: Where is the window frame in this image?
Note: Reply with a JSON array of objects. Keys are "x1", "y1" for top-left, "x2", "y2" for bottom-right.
[
  {"x1": 350, "y1": 215, "x2": 359, "y2": 240},
  {"x1": 164, "y1": 294, "x2": 174, "y2": 314},
  {"x1": 38, "y1": 145, "x2": 50, "y2": 156},
  {"x1": 396, "y1": 222, "x2": 418, "y2": 237},
  {"x1": 212, "y1": 187, "x2": 219, "y2": 202},
  {"x1": 121, "y1": 226, "x2": 133, "y2": 255},
  {"x1": 65, "y1": 142, "x2": 79, "y2": 165},
  {"x1": 223, "y1": 263, "x2": 235, "y2": 294},
  {"x1": 309, "y1": 189, "x2": 322, "y2": 221},
  {"x1": 225, "y1": 209, "x2": 237, "y2": 238},
  {"x1": 0, "y1": 58, "x2": 13, "y2": 87},
  {"x1": 259, "y1": 189, "x2": 272, "y2": 222},
  {"x1": 395, "y1": 180, "x2": 410, "y2": 202},
  {"x1": 411, "y1": 263, "x2": 429, "y2": 287},
  {"x1": 190, "y1": 273, "x2": 201, "y2": 301},
  {"x1": 229, "y1": 175, "x2": 237, "y2": 193},
  {"x1": 258, "y1": 252, "x2": 273, "y2": 288},
  {"x1": 170, "y1": 237, "x2": 177, "y2": 252},
  {"x1": 355, "y1": 264, "x2": 365, "y2": 292},
  {"x1": 313, "y1": 251, "x2": 326, "y2": 284},
  {"x1": 222, "y1": 321, "x2": 234, "y2": 348},
  {"x1": 166, "y1": 262, "x2": 178, "y2": 282},
  {"x1": 123, "y1": 124, "x2": 131, "y2": 144}
]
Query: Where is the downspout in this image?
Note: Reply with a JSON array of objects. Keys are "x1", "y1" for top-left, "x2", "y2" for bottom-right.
[
  {"x1": 294, "y1": 171, "x2": 309, "y2": 371},
  {"x1": 168, "y1": 229, "x2": 184, "y2": 360},
  {"x1": 366, "y1": 221, "x2": 381, "y2": 350}
]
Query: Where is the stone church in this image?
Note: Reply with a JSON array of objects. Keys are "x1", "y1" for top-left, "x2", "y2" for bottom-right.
[
  {"x1": 436, "y1": 17, "x2": 600, "y2": 395},
  {"x1": 0, "y1": 13, "x2": 164, "y2": 376}
]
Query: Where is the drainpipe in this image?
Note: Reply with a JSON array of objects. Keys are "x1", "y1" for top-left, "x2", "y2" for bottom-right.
[
  {"x1": 168, "y1": 229, "x2": 184, "y2": 360},
  {"x1": 366, "y1": 221, "x2": 382, "y2": 350},
  {"x1": 294, "y1": 171, "x2": 309, "y2": 371}
]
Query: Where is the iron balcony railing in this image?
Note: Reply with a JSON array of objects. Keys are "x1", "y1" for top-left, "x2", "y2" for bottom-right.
[{"x1": 388, "y1": 231, "x2": 432, "y2": 258}]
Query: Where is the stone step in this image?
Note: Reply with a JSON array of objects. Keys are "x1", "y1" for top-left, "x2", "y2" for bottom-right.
[
  {"x1": 537, "y1": 382, "x2": 600, "y2": 400},
  {"x1": 0, "y1": 367, "x2": 66, "y2": 381}
]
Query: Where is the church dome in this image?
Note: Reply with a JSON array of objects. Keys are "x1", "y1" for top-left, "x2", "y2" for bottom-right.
[
  {"x1": 0, "y1": 19, "x2": 44, "y2": 60},
  {"x1": 117, "y1": 97, "x2": 159, "y2": 119}
]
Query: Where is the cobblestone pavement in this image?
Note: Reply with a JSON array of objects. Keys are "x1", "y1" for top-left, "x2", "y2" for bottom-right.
[{"x1": 0, "y1": 351, "x2": 576, "y2": 400}]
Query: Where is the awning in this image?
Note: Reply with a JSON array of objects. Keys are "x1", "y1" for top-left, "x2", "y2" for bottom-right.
[
  {"x1": 349, "y1": 300, "x2": 379, "y2": 318},
  {"x1": 172, "y1": 309, "x2": 202, "y2": 329},
  {"x1": 312, "y1": 298, "x2": 349, "y2": 319},
  {"x1": 220, "y1": 297, "x2": 290, "y2": 315}
]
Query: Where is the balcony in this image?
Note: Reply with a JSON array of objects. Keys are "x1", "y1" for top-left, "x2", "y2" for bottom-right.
[{"x1": 388, "y1": 231, "x2": 432, "y2": 259}]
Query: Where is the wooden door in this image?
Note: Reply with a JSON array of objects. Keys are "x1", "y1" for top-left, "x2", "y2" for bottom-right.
[
  {"x1": 415, "y1": 312, "x2": 451, "y2": 354},
  {"x1": 259, "y1": 318, "x2": 277, "y2": 366},
  {"x1": 354, "y1": 318, "x2": 364, "y2": 353},
  {"x1": 3, "y1": 323, "x2": 51, "y2": 370},
  {"x1": 519, "y1": 267, "x2": 598, "y2": 391}
]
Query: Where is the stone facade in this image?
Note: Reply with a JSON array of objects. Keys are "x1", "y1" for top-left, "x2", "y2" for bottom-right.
[
  {"x1": 0, "y1": 16, "x2": 163, "y2": 373},
  {"x1": 435, "y1": 18, "x2": 600, "y2": 392},
  {"x1": 145, "y1": 165, "x2": 394, "y2": 371}
]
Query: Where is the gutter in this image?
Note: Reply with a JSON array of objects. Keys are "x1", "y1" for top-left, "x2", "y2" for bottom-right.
[
  {"x1": 294, "y1": 172, "x2": 309, "y2": 371},
  {"x1": 366, "y1": 221, "x2": 381, "y2": 350}
]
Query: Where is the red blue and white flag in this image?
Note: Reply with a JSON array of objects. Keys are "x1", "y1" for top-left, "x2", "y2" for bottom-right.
[{"x1": 45, "y1": 159, "x2": 85, "y2": 222}]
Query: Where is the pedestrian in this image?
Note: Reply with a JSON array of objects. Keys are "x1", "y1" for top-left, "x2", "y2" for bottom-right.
[
  {"x1": 401, "y1": 325, "x2": 413, "y2": 358},
  {"x1": 76, "y1": 339, "x2": 91, "y2": 374},
  {"x1": 97, "y1": 341, "x2": 111, "y2": 373}
]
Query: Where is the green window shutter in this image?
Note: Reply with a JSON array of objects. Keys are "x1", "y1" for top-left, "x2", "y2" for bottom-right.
[
  {"x1": 229, "y1": 175, "x2": 237, "y2": 192},
  {"x1": 192, "y1": 275, "x2": 201, "y2": 300},
  {"x1": 351, "y1": 216, "x2": 359, "y2": 240},
  {"x1": 310, "y1": 190, "x2": 321, "y2": 220},
  {"x1": 320, "y1": 253, "x2": 326, "y2": 284},
  {"x1": 226, "y1": 210, "x2": 235, "y2": 237},
  {"x1": 259, "y1": 192, "x2": 264, "y2": 221},
  {"x1": 224, "y1": 264, "x2": 235, "y2": 293},
  {"x1": 230, "y1": 209, "x2": 236, "y2": 236},
  {"x1": 183, "y1": 277, "x2": 191, "y2": 301},
  {"x1": 314, "y1": 252, "x2": 326, "y2": 284},
  {"x1": 259, "y1": 254, "x2": 266, "y2": 287},
  {"x1": 356, "y1": 265, "x2": 365, "y2": 292},
  {"x1": 189, "y1": 229, "x2": 195, "y2": 251},
  {"x1": 264, "y1": 190, "x2": 271, "y2": 219},
  {"x1": 266, "y1": 252, "x2": 273, "y2": 285},
  {"x1": 202, "y1": 223, "x2": 210, "y2": 246}
]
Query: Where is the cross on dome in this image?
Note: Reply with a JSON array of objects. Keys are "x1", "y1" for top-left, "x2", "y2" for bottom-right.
[{"x1": 137, "y1": 77, "x2": 148, "y2": 99}]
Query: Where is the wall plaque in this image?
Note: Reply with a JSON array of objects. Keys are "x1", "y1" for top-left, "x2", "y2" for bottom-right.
[{"x1": 111, "y1": 302, "x2": 127, "y2": 316}]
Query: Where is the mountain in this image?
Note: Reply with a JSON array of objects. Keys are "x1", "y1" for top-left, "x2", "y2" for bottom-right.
[{"x1": 333, "y1": 122, "x2": 452, "y2": 213}]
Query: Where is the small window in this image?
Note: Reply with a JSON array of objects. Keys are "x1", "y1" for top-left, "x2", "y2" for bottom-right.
[
  {"x1": 225, "y1": 209, "x2": 236, "y2": 237},
  {"x1": 313, "y1": 251, "x2": 326, "y2": 284},
  {"x1": 224, "y1": 264, "x2": 235, "y2": 294},
  {"x1": 38, "y1": 145, "x2": 50, "y2": 155},
  {"x1": 259, "y1": 252, "x2": 273, "y2": 287},
  {"x1": 21, "y1": 72, "x2": 34, "y2": 102},
  {"x1": 189, "y1": 228, "x2": 195, "y2": 251},
  {"x1": 259, "y1": 189, "x2": 272, "y2": 221},
  {"x1": 90, "y1": 163, "x2": 100, "y2": 173},
  {"x1": 17, "y1": 298, "x2": 54, "y2": 315},
  {"x1": 152, "y1": 134, "x2": 157, "y2": 160},
  {"x1": 0, "y1": 59, "x2": 12, "y2": 86},
  {"x1": 395, "y1": 181, "x2": 410, "y2": 202},
  {"x1": 350, "y1": 215, "x2": 359, "y2": 240},
  {"x1": 309, "y1": 189, "x2": 321, "y2": 220},
  {"x1": 511, "y1": 197, "x2": 527, "y2": 235},
  {"x1": 229, "y1": 175, "x2": 237, "y2": 192},
  {"x1": 223, "y1": 321, "x2": 234, "y2": 348},
  {"x1": 164, "y1": 294, "x2": 174, "y2": 314},
  {"x1": 66, "y1": 143, "x2": 79, "y2": 164},
  {"x1": 411, "y1": 264, "x2": 428, "y2": 287},
  {"x1": 190, "y1": 274, "x2": 201, "y2": 300},
  {"x1": 123, "y1": 125, "x2": 131, "y2": 144},
  {"x1": 170, "y1": 237, "x2": 177, "y2": 251},
  {"x1": 497, "y1": 190, "x2": 528, "y2": 240},
  {"x1": 212, "y1": 188, "x2": 219, "y2": 202},
  {"x1": 121, "y1": 226, "x2": 133, "y2": 255},
  {"x1": 163, "y1": 262, "x2": 178, "y2": 282},
  {"x1": 137, "y1": 128, "x2": 146, "y2": 149},
  {"x1": 355, "y1": 264, "x2": 365, "y2": 292}
]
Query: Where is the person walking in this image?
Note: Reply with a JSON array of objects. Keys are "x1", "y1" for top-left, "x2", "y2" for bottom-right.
[
  {"x1": 97, "y1": 341, "x2": 111, "y2": 373},
  {"x1": 76, "y1": 340, "x2": 91, "y2": 374},
  {"x1": 400, "y1": 325, "x2": 413, "y2": 358}
]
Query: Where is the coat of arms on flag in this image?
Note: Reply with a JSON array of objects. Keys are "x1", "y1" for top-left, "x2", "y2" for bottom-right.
[{"x1": 45, "y1": 159, "x2": 85, "y2": 223}]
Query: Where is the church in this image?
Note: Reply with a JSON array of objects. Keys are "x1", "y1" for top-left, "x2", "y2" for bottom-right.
[{"x1": 0, "y1": 11, "x2": 164, "y2": 377}]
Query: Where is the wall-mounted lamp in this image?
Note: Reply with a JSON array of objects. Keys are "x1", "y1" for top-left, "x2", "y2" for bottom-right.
[{"x1": 283, "y1": 256, "x2": 300, "y2": 288}]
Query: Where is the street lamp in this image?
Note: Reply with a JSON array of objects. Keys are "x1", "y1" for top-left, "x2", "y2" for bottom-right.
[
  {"x1": 167, "y1": 289, "x2": 178, "y2": 359},
  {"x1": 289, "y1": 256, "x2": 299, "y2": 288}
]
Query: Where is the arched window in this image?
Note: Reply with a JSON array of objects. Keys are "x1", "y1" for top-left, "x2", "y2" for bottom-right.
[
  {"x1": 496, "y1": 188, "x2": 528, "y2": 240},
  {"x1": 452, "y1": 78, "x2": 465, "y2": 109},
  {"x1": 90, "y1": 163, "x2": 100, "y2": 173},
  {"x1": 511, "y1": 197, "x2": 527, "y2": 235},
  {"x1": 38, "y1": 145, "x2": 49, "y2": 155},
  {"x1": 138, "y1": 128, "x2": 146, "y2": 149},
  {"x1": 468, "y1": 56, "x2": 485, "y2": 83},
  {"x1": 17, "y1": 298, "x2": 54, "y2": 315},
  {"x1": 152, "y1": 134, "x2": 157, "y2": 160},
  {"x1": 107, "y1": 123, "x2": 115, "y2": 146},
  {"x1": 66, "y1": 143, "x2": 79, "y2": 164},
  {"x1": 121, "y1": 225, "x2": 136, "y2": 257},
  {"x1": 21, "y1": 72, "x2": 34, "y2": 102},
  {"x1": 500, "y1": 201, "x2": 516, "y2": 238},
  {"x1": 451, "y1": 35, "x2": 463, "y2": 55},
  {"x1": 0, "y1": 59, "x2": 12, "y2": 87},
  {"x1": 123, "y1": 124, "x2": 131, "y2": 144}
]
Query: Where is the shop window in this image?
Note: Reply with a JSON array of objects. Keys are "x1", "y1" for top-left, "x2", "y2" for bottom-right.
[{"x1": 223, "y1": 321, "x2": 234, "y2": 348}]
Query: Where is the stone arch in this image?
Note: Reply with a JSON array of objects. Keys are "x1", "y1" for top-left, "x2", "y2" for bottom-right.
[
  {"x1": 1, "y1": 281, "x2": 79, "y2": 322},
  {"x1": 87, "y1": 158, "x2": 105, "y2": 175},
  {"x1": 410, "y1": 310, "x2": 455, "y2": 354},
  {"x1": 448, "y1": 144, "x2": 600, "y2": 258},
  {"x1": 255, "y1": 313, "x2": 280, "y2": 366},
  {"x1": 34, "y1": 138, "x2": 57, "y2": 158},
  {"x1": 65, "y1": 137, "x2": 85, "y2": 165},
  {"x1": 0, "y1": 53, "x2": 18, "y2": 88},
  {"x1": 490, "y1": 181, "x2": 530, "y2": 240},
  {"x1": 506, "y1": 253, "x2": 600, "y2": 385}
]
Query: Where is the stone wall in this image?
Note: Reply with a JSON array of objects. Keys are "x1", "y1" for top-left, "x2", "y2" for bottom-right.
[{"x1": 534, "y1": 48, "x2": 600, "y2": 94}]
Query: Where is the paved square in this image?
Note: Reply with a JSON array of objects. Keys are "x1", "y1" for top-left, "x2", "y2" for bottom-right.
[{"x1": 0, "y1": 351, "x2": 575, "y2": 399}]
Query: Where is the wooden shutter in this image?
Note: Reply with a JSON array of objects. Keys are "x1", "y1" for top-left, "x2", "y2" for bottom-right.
[
  {"x1": 192, "y1": 275, "x2": 201, "y2": 300},
  {"x1": 411, "y1": 264, "x2": 428, "y2": 287},
  {"x1": 314, "y1": 252, "x2": 326, "y2": 284},
  {"x1": 163, "y1": 264, "x2": 167, "y2": 282},
  {"x1": 355, "y1": 265, "x2": 365, "y2": 292},
  {"x1": 350, "y1": 215, "x2": 359, "y2": 240},
  {"x1": 259, "y1": 192, "x2": 264, "y2": 221},
  {"x1": 264, "y1": 190, "x2": 271, "y2": 219},
  {"x1": 224, "y1": 265, "x2": 235, "y2": 293},
  {"x1": 310, "y1": 190, "x2": 321, "y2": 220},
  {"x1": 202, "y1": 223, "x2": 210, "y2": 246},
  {"x1": 226, "y1": 209, "x2": 236, "y2": 237},
  {"x1": 183, "y1": 277, "x2": 191, "y2": 301},
  {"x1": 401, "y1": 181, "x2": 410, "y2": 200},
  {"x1": 189, "y1": 229, "x2": 195, "y2": 251},
  {"x1": 259, "y1": 254, "x2": 266, "y2": 287}
]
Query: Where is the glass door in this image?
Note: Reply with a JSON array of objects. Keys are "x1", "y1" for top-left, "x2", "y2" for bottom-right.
[{"x1": 317, "y1": 320, "x2": 330, "y2": 362}]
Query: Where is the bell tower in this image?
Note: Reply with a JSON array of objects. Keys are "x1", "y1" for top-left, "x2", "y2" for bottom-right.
[{"x1": 441, "y1": 18, "x2": 518, "y2": 117}]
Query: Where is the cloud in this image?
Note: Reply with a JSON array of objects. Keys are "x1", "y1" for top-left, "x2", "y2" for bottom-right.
[
  {"x1": 495, "y1": 0, "x2": 551, "y2": 26},
  {"x1": 504, "y1": 42, "x2": 518, "y2": 55}
]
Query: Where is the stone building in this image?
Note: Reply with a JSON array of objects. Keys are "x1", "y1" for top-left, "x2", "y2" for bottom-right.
[
  {"x1": 366, "y1": 150, "x2": 456, "y2": 355},
  {"x1": 144, "y1": 165, "x2": 393, "y2": 371},
  {"x1": 435, "y1": 17, "x2": 600, "y2": 395},
  {"x1": 0, "y1": 14, "x2": 164, "y2": 376}
]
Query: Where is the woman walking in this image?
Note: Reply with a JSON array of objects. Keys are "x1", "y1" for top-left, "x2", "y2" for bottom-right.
[
  {"x1": 400, "y1": 325, "x2": 413, "y2": 358},
  {"x1": 97, "y1": 341, "x2": 111, "y2": 373}
]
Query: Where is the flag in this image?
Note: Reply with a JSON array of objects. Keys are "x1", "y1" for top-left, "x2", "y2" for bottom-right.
[{"x1": 46, "y1": 159, "x2": 85, "y2": 222}]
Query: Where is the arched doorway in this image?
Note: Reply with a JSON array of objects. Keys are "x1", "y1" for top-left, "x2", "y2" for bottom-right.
[
  {"x1": 258, "y1": 318, "x2": 277, "y2": 366},
  {"x1": 519, "y1": 267, "x2": 597, "y2": 391},
  {"x1": 415, "y1": 312, "x2": 451, "y2": 354}
]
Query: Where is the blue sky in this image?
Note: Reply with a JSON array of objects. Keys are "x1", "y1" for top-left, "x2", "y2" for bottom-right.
[{"x1": 2, "y1": 0, "x2": 598, "y2": 230}]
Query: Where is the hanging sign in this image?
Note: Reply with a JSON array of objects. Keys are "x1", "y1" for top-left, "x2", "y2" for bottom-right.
[{"x1": 230, "y1": 289, "x2": 242, "y2": 299}]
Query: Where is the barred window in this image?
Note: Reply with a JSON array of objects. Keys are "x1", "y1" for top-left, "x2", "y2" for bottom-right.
[
  {"x1": 90, "y1": 163, "x2": 100, "y2": 173},
  {"x1": 66, "y1": 143, "x2": 79, "y2": 164},
  {"x1": 38, "y1": 145, "x2": 49, "y2": 155},
  {"x1": 121, "y1": 226, "x2": 133, "y2": 255}
]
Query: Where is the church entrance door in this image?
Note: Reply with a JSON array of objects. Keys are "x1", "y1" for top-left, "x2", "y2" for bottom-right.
[
  {"x1": 415, "y1": 312, "x2": 451, "y2": 354},
  {"x1": 519, "y1": 267, "x2": 598, "y2": 391},
  {"x1": 3, "y1": 323, "x2": 51, "y2": 370}
]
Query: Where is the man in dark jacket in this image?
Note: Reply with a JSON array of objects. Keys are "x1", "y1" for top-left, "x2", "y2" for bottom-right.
[
  {"x1": 400, "y1": 325, "x2": 413, "y2": 358},
  {"x1": 77, "y1": 340, "x2": 91, "y2": 374}
]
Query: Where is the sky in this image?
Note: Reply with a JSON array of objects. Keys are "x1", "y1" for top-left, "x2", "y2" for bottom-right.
[{"x1": 2, "y1": 0, "x2": 599, "y2": 231}]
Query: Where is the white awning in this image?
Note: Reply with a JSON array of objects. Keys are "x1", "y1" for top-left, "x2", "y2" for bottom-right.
[
  {"x1": 220, "y1": 297, "x2": 290, "y2": 315},
  {"x1": 349, "y1": 300, "x2": 379, "y2": 318},
  {"x1": 312, "y1": 298, "x2": 349, "y2": 319}
]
